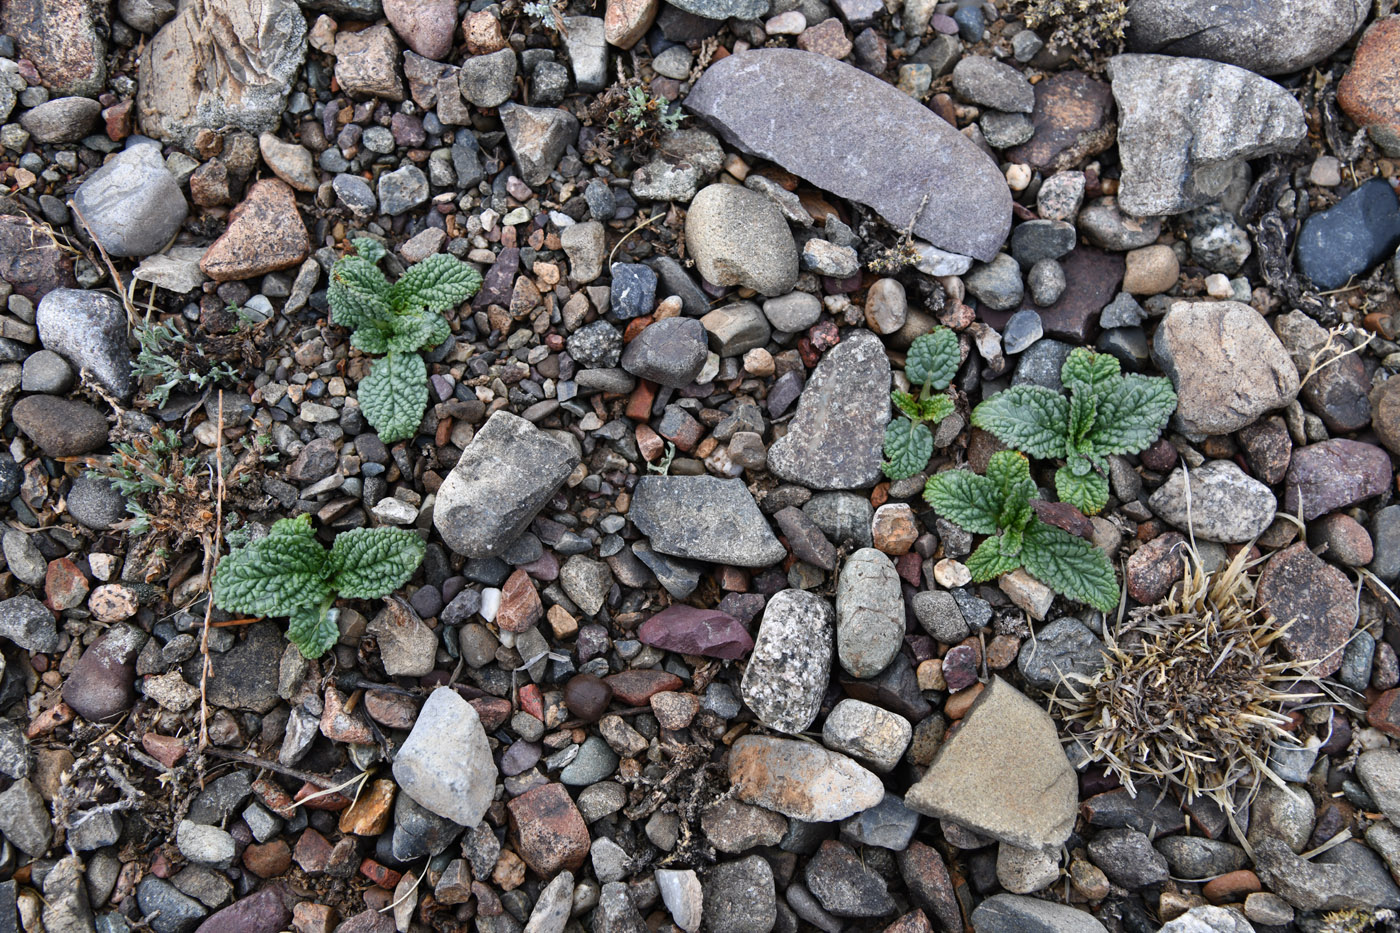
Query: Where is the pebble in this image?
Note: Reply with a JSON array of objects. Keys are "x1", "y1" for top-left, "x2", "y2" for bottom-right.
[
  {"x1": 1148, "y1": 460, "x2": 1277, "y2": 543},
  {"x1": 965, "y1": 254, "x2": 1024, "y2": 311},
  {"x1": 1159, "y1": 906, "x2": 1256, "y2": 933},
  {"x1": 729, "y1": 734, "x2": 884, "y2": 822},
  {"x1": 971, "y1": 894, "x2": 1109, "y2": 933},
  {"x1": 822, "y1": 698, "x2": 912, "y2": 773},
  {"x1": 12, "y1": 395, "x2": 109, "y2": 457},
  {"x1": 199, "y1": 179, "x2": 310, "y2": 281},
  {"x1": 637, "y1": 604, "x2": 753, "y2": 660},
  {"x1": 1296, "y1": 178, "x2": 1400, "y2": 291},
  {"x1": 1108, "y1": 54, "x2": 1306, "y2": 215},
  {"x1": 1017, "y1": 618, "x2": 1106, "y2": 691},
  {"x1": 656, "y1": 869, "x2": 702, "y2": 933},
  {"x1": 685, "y1": 184, "x2": 798, "y2": 296},
  {"x1": 499, "y1": 102, "x2": 580, "y2": 186},
  {"x1": 257, "y1": 132, "x2": 317, "y2": 191},
  {"x1": 1283, "y1": 439, "x2": 1391, "y2": 520},
  {"x1": 762, "y1": 291, "x2": 822, "y2": 332},
  {"x1": 71, "y1": 142, "x2": 188, "y2": 258},
  {"x1": 0, "y1": 779, "x2": 51, "y2": 855},
  {"x1": 906, "y1": 677, "x2": 1077, "y2": 850},
  {"x1": 741, "y1": 589, "x2": 834, "y2": 733},
  {"x1": 384, "y1": 0, "x2": 456, "y2": 59},
  {"x1": 435, "y1": 411, "x2": 579, "y2": 558},
  {"x1": 630, "y1": 474, "x2": 785, "y2": 567},
  {"x1": 1152, "y1": 300, "x2": 1298, "y2": 435},
  {"x1": 621, "y1": 317, "x2": 706, "y2": 387},
  {"x1": 19, "y1": 96, "x2": 99, "y2": 143},
  {"x1": 505, "y1": 782, "x2": 590, "y2": 875},
  {"x1": 1338, "y1": 15, "x2": 1400, "y2": 156},
  {"x1": 1256, "y1": 542, "x2": 1357, "y2": 678},
  {"x1": 1122, "y1": 244, "x2": 1179, "y2": 294},
  {"x1": 687, "y1": 49, "x2": 1009, "y2": 261},
  {"x1": 952, "y1": 55, "x2": 1034, "y2": 113},
  {"x1": 37, "y1": 287, "x2": 134, "y2": 399},
  {"x1": 704, "y1": 855, "x2": 777, "y2": 933},
  {"x1": 392, "y1": 688, "x2": 496, "y2": 827}
]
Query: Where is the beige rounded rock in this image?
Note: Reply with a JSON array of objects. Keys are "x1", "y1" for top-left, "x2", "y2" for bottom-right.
[
  {"x1": 1122, "y1": 243, "x2": 1180, "y2": 294},
  {"x1": 684, "y1": 184, "x2": 798, "y2": 297}
]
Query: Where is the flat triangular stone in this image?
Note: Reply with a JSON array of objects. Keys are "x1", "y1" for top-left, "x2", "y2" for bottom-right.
[{"x1": 905, "y1": 677, "x2": 1077, "y2": 849}]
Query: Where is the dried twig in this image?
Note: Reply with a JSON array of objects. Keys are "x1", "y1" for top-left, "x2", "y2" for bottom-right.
[
  {"x1": 197, "y1": 391, "x2": 226, "y2": 751},
  {"x1": 200, "y1": 747, "x2": 337, "y2": 788}
]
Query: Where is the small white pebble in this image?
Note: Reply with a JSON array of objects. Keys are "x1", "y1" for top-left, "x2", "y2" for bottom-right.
[
  {"x1": 934, "y1": 558, "x2": 972, "y2": 588},
  {"x1": 1204, "y1": 273, "x2": 1233, "y2": 298},
  {"x1": 1005, "y1": 163, "x2": 1032, "y2": 191},
  {"x1": 479, "y1": 588, "x2": 502, "y2": 623},
  {"x1": 1309, "y1": 155, "x2": 1342, "y2": 188}
]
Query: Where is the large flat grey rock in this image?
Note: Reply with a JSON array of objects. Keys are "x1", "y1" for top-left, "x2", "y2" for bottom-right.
[
  {"x1": 1126, "y1": 0, "x2": 1371, "y2": 77},
  {"x1": 686, "y1": 49, "x2": 1011, "y2": 262},
  {"x1": 434, "y1": 411, "x2": 579, "y2": 558},
  {"x1": 1108, "y1": 54, "x2": 1306, "y2": 216},
  {"x1": 630, "y1": 475, "x2": 785, "y2": 567}
]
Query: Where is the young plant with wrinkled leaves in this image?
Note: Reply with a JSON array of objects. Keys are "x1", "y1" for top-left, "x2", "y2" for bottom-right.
[
  {"x1": 924, "y1": 450, "x2": 1119, "y2": 612},
  {"x1": 971, "y1": 347, "x2": 1176, "y2": 515},
  {"x1": 329, "y1": 238, "x2": 483, "y2": 442},
  {"x1": 882, "y1": 327, "x2": 961, "y2": 480},
  {"x1": 212, "y1": 514, "x2": 425, "y2": 658}
]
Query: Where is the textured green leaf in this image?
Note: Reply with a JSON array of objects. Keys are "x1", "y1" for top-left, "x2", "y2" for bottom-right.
[
  {"x1": 882, "y1": 418, "x2": 934, "y2": 481},
  {"x1": 966, "y1": 534, "x2": 1024, "y2": 581},
  {"x1": 919, "y1": 394, "x2": 956, "y2": 424},
  {"x1": 986, "y1": 450, "x2": 1036, "y2": 505},
  {"x1": 924, "y1": 468, "x2": 1002, "y2": 535},
  {"x1": 1055, "y1": 464, "x2": 1110, "y2": 515},
  {"x1": 971, "y1": 386, "x2": 1070, "y2": 460},
  {"x1": 329, "y1": 256, "x2": 392, "y2": 331},
  {"x1": 380, "y1": 311, "x2": 441, "y2": 353},
  {"x1": 1061, "y1": 348, "x2": 1121, "y2": 401},
  {"x1": 1085, "y1": 374, "x2": 1178, "y2": 456},
  {"x1": 287, "y1": 603, "x2": 341, "y2": 659},
  {"x1": 391, "y1": 254, "x2": 484, "y2": 313},
  {"x1": 891, "y1": 390, "x2": 922, "y2": 421},
  {"x1": 327, "y1": 527, "x2": 426, "y2": 598},
  {"x1": 212, "y1": 515, "x2": 332, "y2": 616},
  {"x1": 1068, "y1": 389, "x2": 1097, "y2": 448},
  {"x1": 1021, "y1": 520, "x2": 1120, "y2": 613},
  {"x1": 360, "y1": 351, "x2": 428, "y2": 443},
  {"x1": 351, "y1": 237, "x2": 387, "y2": 264},
  {"x1": 905, "y1": 327, "x2": 960, "y2": 390},
  {"x1": 350, "y1": 320, "x2": 394, "y2": 355}
]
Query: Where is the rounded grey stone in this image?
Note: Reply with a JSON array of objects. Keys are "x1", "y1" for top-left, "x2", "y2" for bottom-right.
[
  {"x1": 741, "y1": 589, "x2": 835, "y2": 734},
  {"x1": 71, "y1": 143, "x2": 189, "y2": 258},
  {"x1": 835, "y1": 548, "x2": 904, "y2": 679}
]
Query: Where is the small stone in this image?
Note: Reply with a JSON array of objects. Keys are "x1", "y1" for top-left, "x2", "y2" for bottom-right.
[
  {"x1": 507, "y1": 782, "x2": 590, "y2": 875},
  {"x1": 258, "y1": 132, "x2": 317, "y2": 191},
  {"x1": 199, "y1": 179, "x2": 309, "y2": 281},
  {"x1": 741, "y1": 589, "x2": 834, "y2": 733},
  {"x1": 334, "y1": 24, "x2": 403, "y2": 100},
  {"x1": 971, "y1": 894, "x2": 1109, "y2": 933},
  {"x1": 822, "y1": 698, "x2": 912, "y2": 773},
  {"x1": 835, "y1": 548, "x2": 903, "y2": 678},
  {"x1": 0, "y1": 779, "x2": 51, "y2": 855},
  {"x1": 686, "y1": 184, "x2": 798, "y2": 296},
  {"x1": 392, "y1": 688, "x2": 496, "y2": 827},
  {"x1": 1122, "y1": 244, "x2": 1180, "y2": 294},
  {"x1": 1148, "y1": 460, "x2": 1276, "y2": 543},
  {"x1": 965, "y1": 253, "x2": 1024, "y2": 311},
  {"x1": 499, "y1": 102, "x2": 580, "y2": 186},
  {"x1": 1284, "y1": 439, "x2": 1391, "y2": 521},
  {"x1": 1256, "y1": 542, "x2": 1357, "y2": 678},
  {"x1": 729, "y1": 734, "x2": 884, "y2": 822},
  {"x1": 656, "y1": 869, "x2": 702, "y2": 933},
  {"x1": 71, "y1": 143, "x2": 187, "y2": 258},
  {"x1": 621, "y1": 317, "x2": 706, "y2": 387},
  {"x1": 631, "y1": 475, "x2": 785, "y2": 566},
  {"x1": 637, "y1": 604, "x2": 753, "y2": 659}
]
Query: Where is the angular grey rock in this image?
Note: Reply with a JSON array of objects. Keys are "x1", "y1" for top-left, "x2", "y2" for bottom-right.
[
  {"x1": 176, "y1": 820, "x2": 235, "y2": 868},
  {"x1": 686, "y1": 49, "x2": 1011, "y2": 261},
  {"x1": 741, "y1": 589, "x2": 834, "y2": 733},
  {"x1": 524, "y1": 871, "x2": 575, "y2": 933},
  {"x1": 841, "y1": 793, "x2": 920, "y2": 850},
  {"x1": 905, "y1": 677, "x2": 1078, "y2": 849},
  {"x1": 137, "y1": 0, "x2": 308, "y2": 148},
  {"x1": 71, "y1": 143, "x2": 188, "y2": 259},
  {"x1": 377, "y1": 164, "x2": 429, "y2": 216},
  {"x1": 1126, "y1": 0, "x2": 1372, "y2": 77},
  {"x1": 703, "y1": 856, "x2": 776, "y2": 933},
  {"x1": 656, "y1": 869, "x2": 702, "y2": 933},
  {"x1": 972, "y1": 894, "x2": 1110, "y2": 933},
  {"x1": 434, "y1": 410, "x2": 580, "y2": 558},
  {"x1": 393, "y1": 688, "x2": 497, "y2": 827},
  {"x1": 0, "y1": 595, "x2": 58, "y2": 653},
  {"x1": 630, "y1": 475, "x2": 786, "y2": 567},
  {"x1": 952, "y1": 56, "x2": 1034, "y2": 113},
  {"x1": 0, "y1": 779, "x2": 50, "y2": 855},
  {"x1": 1155, "y1": 836, "x2": 1250, "y2": 879},
  {"x1": 685, "y1": 184, "x2": 798, "y2": 296},
  {"x1": 835, "y1": 548, "x2": 904, "y2": 678},
  {"x1": 669, "y1": 0, "x2": 770, "y2": 17},
  {"x1": 37, "y1": 288, "x2": 135, "y2": 398},
  {"x1": 1357, "y1": 749, "x2": 1400, "y2": 826},
  {"x1": 1148, "y1": 460, "x2": 1277, "y2": 543},
  {"x1": 499, "y1": 102, "x2": 580, "y2": 186},
  {"x1": 1017, "y1": 617, "x2": 1105, "y2": 691},
  {"x1": 1152, "y1": 300, "x2": 1299, "y2": 435},
  {"x1": 700, "y1": 301, "x2": 772, "y2": 357},
  {"x1": 1107, "y1": 54, "x2": 1307, "y2": 216},
  {"x1": 1088, "y1": 827, "x2": 1169, "y2": 888},
  {"x1": 458, "y1": 48, "x2": 516, "y2": 107},
  {"x1": 42, "y1": 855, "x2": 95, "y2": 933},
  {"x1": 767, "y1": 331, "x2": 891, "y2": 489},
  {"x1": 621, "y1": 317, "x2": 708, "y2": 388},
  {"x1": 729, "y1": 734, "x2": 884, "y2": 822},
  {"x1": 137, "y1": 876, "x2": 208, "y2": 933},
  {"x1": 1254, "y1": 837, "x2": 1400, "y2": 911},
  {"x1": 822, "y1": 698, "x2": 912, "y2": 773},
  {"x1": 913, "y1": 590, "x2": 969, "y2": 644},
  {"x1": 1158, "y1": 906, "x2": 1257, "y2": 933},
  {"x1": 561, "y1": 16, "x2": 607, "y2": 91}
]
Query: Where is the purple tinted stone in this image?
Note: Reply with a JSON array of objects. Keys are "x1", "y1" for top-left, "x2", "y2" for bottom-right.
[
  {"x1": 931, "y1": 13, "x2": 959, "y2": 34},
  {"x1": 638, "y1": 604, "x2": 755, "y2": 660},
  {"x1": 518, "y1": 550, "x2": 560, "y2": 582},
  {"x1": 1284, "y1": 439, "x2": 1392, "y2": 520},
  {"x1": 768, "y1": 370, "x2": 805, "y2": 417},
  {"x1": 193, "y1": 887, "x2": 291, "y2": 933},
  {"x1": 717, "y1": 593, "x2": 767, "y2": 625},
  {"x1": 409, "y1": 585, "x2": 444, "y2": 619},
  {"x1": 472, "y1": 247, "x2": 520, "y2": 310},
  {"x1": 500, "y1": 740, "x2": 542, "y2": 776},
  {"x1": 942, "y1": 644, "x2": 978, "y2": 692}
]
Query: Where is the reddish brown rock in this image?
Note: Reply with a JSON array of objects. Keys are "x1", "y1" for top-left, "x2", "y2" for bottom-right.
[
  {"x1": 293, "y1": 828, "x2": 334, "y2": 875},
  {"x1": 62, "y1": 624, "x2": 146, "y2": 721},
  {"x1": 242, "y1": 840, "x2": 293, "y2": 878},
  {"x1": 1312, "y1": 513, "x2": 1374, "y2": 567},
  {"x1": 797, "y1": 18, "x2": 853, "y2": 59},
  {"x1": 1238, "y1": 416, "x2": 1292, "y2": 485},
  {"x1": 293, "y1": 902, "x2": 338, "y2": 933},
  {"x1": 463, "y1": 10, "x2": 507, "y2": 53},
  {"x1": 497, "y1": 568, "x2": 543, "y2": 633},
  {"x1": 194, "y1": 887, "x2": 291, "y2": 933},
  {"x1": 1005, "y1": 71, "x2": 1116, "y2": 173},
  {"x1": 199, "y1": 179, "x2": 310, "y2": 282},
  {"x1": 1256, "y1": 542, "x2": 1357, "y2": 677},
  {"x1": 1126, "y1": 532, "x2": 1187, "y2": 604},
  {"x1": 604, "y1": 0, "x2": 658, "y2": 49},
  {"x1": 320, "y1": 687, "x2": 373, "y2": 744},
  {"x1": 883, "y1": 910, "x2": 933, "y2": 933},
  {"x1": 142, "y1": 733, "x2": 188, "y2": 768},
  {"x1": 1338, "y1": 17, "x2": 1400, "y2": 148},
  {"x1": 0, "y1": 215, "x2": 78, "y2": 302},
  {"x1": 1370, "y1": 688, "x2": 1400, "y2": 737},
  {"x1": 44, "y1": 558, "x2": 89, "y2": 612},
  {"x1": 384, "y1": 0, "x2": 456, "y2": 60},
  {"x1": 334, "y1": 909, "x2": 394, "y2": 933},
  {"x1": 338, "y1": 779, "x2": 395, "y2": 836},
  {"x1": 1283, "y1": 439, "x2": 1391, "y2": 520},
  {"x1": 605, "y1": 669, "x2": 684, "y2": 705},
  {"x1": 364, "y1": 690, "x2": 418, "y2": 729},
  {"x1": 637, "y1": 604, "x2": 754, "y2": 660},
  {"x1": 0, "y1": 0, "x2": 105, "y2": 97},
  {"x1": 507, "y1": 783, "x2": 590, "y2": 875}
]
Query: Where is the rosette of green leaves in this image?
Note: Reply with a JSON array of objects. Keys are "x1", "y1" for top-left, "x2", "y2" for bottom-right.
[
  {"x1": 212, "y1": 514, "x2": 426, "y2": 658},
  {"x1": 882, "y1": 327, "x2": 961, "y2": 480},
  {"x1": 328, "y1": 238, "x2": 483, "y2": 442},
  {"x1": 924, "y1": 451, "x2": 1119, "y2": 612},
  {"x1": 970, "y1": 348, "x2": 1176, "y2": 515}
]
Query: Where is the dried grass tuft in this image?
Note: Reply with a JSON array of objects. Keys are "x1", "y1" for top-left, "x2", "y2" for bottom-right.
[{"x1": 1051, "y1": 542, "x2": 1321, "y2": 810}]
